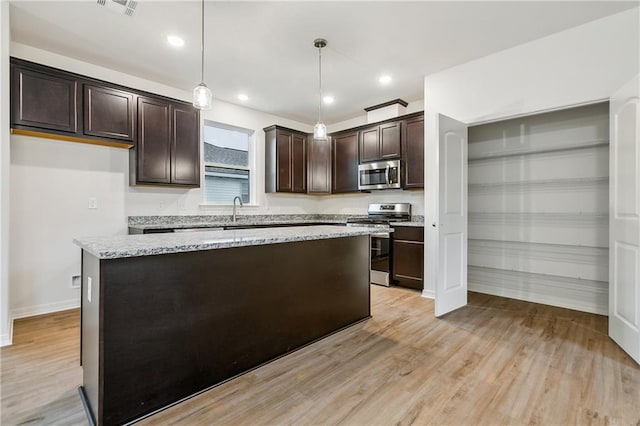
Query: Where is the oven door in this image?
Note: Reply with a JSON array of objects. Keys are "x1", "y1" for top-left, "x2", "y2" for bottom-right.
[{"x1": 370, "y1": 232, "x2": 391, "y2": 286}]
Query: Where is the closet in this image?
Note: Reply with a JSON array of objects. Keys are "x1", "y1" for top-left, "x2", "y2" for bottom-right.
[{"x1": 467, "y1": 102, "x2": 610, "y2": 314}]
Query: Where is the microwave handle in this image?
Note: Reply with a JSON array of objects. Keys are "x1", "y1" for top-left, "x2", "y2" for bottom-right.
[{"x1": 385, "y1": 164, "x2": 390, "y2": 184}]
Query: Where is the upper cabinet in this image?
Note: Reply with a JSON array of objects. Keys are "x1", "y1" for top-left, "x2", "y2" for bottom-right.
[
  {"x1": 171, "y1": 105, "x2": 200, "y2": 186},
  {"x1": 359, "y1": 121, "x2": 401, "y2": 163},
  {"x1": 132, "y1": 97, "x2": 200, "y2": 187},
  {"x1": 332, "y1": 131, "x2": 359, "y2": 193},
  {"x1": 11, "y1": 62, "x2": 78, "y2": 135},
  {"x1": 264, "y1": 126, "x2": 307, "y2": 193},
  {"x1": 402, "y1": 114, "x2": 424, "y2": 189},
  {"x1": 10, "y1": 58, "x2": 201, "y2": 187},
  {"x1": 307, "y1": 136, "x2": 332, "y2": 194},
  {"x1": 264, "y1": 111, "x2": 423, "y2": 195},
  {"x1": 84, "y1": 84, "x2": 136, "y2": 143}
]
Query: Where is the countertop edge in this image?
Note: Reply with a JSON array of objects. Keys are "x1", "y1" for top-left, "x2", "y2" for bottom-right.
[{"x1": 75, "y1": 225, "x2": 391, "y2": 260}]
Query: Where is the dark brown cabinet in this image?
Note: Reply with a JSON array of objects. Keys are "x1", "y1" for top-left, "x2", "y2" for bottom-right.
[
  {"x1": 133, "y1": 96, "x2": 200, "y2": 187},
  {"x1": 11, "y1": 62, "x2": 78, "y2": 135},
  {"x1": 332, "y1": 131, "x2": 359, "y2": 193},
  {"x1": 264, "y1": 112, "x2": 422, "y2": 196},
  {"x1": 171, "y1": 106, "x2": 200, "y2": 186},
  {"x1": 402, "y1": 115, "x2": 424, "y2": 189},
  {"x1": 392, "y1": 226, "x2": 424, "y2": 290},
  {"x1": 359, "y1": 121, "x2": 401, "y2": 163},
  {"x1": 84, "y1": 84, "x2": 135, "y2": 142},
  {"x1": 307, "y1": 136, "x2": 332, "y2": 194},
  {"x1": 264, "y1": 126, "x2": 307, "y2": 193},
  {"x1": 10, "y1": 58, "x2": 201, "y2": 187}
]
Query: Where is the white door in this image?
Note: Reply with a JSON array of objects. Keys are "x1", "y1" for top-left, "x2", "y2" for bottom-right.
[
  {"x1": 435, "y1": 114, "x2": 469, "y2": 316},
  {"x1": 609, "y1": 75, "x2": 640, "y2": 365}
]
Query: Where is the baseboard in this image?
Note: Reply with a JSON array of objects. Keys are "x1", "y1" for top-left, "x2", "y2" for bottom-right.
[
  {"x1": 11, "y1": 298, "x2": 80, "y2": 320},
  {"x1": 421, "y1": 289, "x2": 435, "y2": 299},
  {"x1": 1, "y1": 299, "x2": 81, "y2": 347},
  {"x1": 0, "y1": 329, "x2": 12, "y2": 347},
  {"x1": 468, "y1": 268, "x2": 608, "y2": 315}
]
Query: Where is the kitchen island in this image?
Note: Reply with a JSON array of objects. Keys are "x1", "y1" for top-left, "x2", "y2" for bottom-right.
[{"x1": 74, "y1": 225, "x2": 382, "y2": 426}]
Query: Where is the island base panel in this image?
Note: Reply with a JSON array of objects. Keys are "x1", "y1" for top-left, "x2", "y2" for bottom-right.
[{"x1": 82, "y1": 235, "x2": 370, "y2": 425}]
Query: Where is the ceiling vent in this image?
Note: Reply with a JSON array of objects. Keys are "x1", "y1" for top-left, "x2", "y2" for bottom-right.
[{"x1": 96, "y1": 0, "x2": 138, "y2": 17}]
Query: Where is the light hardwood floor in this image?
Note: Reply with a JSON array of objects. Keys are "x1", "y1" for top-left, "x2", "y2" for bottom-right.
[{"x1": 1, "y1": 286, "x2": 639, "y2": 425}]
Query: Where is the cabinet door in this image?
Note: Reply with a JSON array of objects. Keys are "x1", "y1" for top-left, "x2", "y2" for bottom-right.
[
  {"x1": 171, "y1": 105, "x2": 200, "y2": 186},
  {"x1": 307, "y1": 136, "x2": 331, "y2": 194},
  {"x1": 276, "y1": 129, "x2": 293, "y2": 192},
  {"x1": 380, "y1": 121, "x2": 401, "y2": 159},
  {"x1": 84, "y1": 84, "x2": 135, "y2": 142},
  {"x1": 292, "y1": 132, "x2": 306, "y2": 193},
  {"x1": 137, "y1": 96, "x2": 171, "y2": 184},
  {"x1": 11, "y1": 65, "x2": 78, "y2": 134},
  {"x1": 332, "y1": 131, "x2": 359, "y2": 193},
  {"x1": 359, "y1": 126, "x2": 379, "y2": 163},
  {"x1": 393, "y1": 240, "x2": 424, "y2": 290},
  {"x1": 402, "y1": 116, "x2": 424, "y2": 188}
]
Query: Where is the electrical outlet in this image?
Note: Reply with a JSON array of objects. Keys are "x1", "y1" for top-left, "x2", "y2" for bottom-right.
[
  {"x1": 87, "y1": 277, "x2": 92, "y2": 303},
  {"x1": 177, "y1": 199, "x2": 186, "y2": 210},
  {"x1": 71, "y1": 275, "x2": 81, "y2": 289},
  {"x1": 88, "y1": 197, "x2": 98, "y2": 209}
]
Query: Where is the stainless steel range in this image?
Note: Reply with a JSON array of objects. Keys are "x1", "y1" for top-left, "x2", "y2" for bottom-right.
[{"x1": 347, "y1": 203, "x2": 412, "y2": 286}]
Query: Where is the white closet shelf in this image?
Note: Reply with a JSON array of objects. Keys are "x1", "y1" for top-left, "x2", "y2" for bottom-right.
[
  {"x1": 468, "y1": 138, "x2": 609, "y2": 161},
  {"x1": 468, "y1": 238, "x2": 609, "y2": 252},
  {"x1": 468, "y1": 176, "x2": 609, "y2": 192},
  {"x1": 469, "y1": 212, "x2": 608, "y2": 224}
]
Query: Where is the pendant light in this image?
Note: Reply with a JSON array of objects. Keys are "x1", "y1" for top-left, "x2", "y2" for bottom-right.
[
  {"x1": 313, "y1": 38, "x2": 328, "y2": 140},
  {"x1": 193, "y1": 0, "x2": 212, "y2": 109}
]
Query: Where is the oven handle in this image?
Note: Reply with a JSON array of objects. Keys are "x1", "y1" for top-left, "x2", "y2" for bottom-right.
[
  {"x1": 385, "y1": 164, "x2": 390, "y2": 185},
  {"x1": 371, "y1": 232, "x2": 390, "y2": 239}
]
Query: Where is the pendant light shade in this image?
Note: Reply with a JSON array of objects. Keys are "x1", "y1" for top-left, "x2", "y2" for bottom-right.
[
  {"x1": 193, "y1": 83, "x2": 212, "y2": 109},
  {"x1": 313, "y1": 38, "x2": 328, "y2": 140},
  {"x1": 313, "y1": 122, "x2": 327, "y2": 139},
  {"x1": 193, "y1": 0, "x2": 212, "y2": 110}
]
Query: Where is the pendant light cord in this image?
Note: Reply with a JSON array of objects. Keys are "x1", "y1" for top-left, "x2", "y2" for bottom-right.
[
  {"x1": 200, "y1": 0, "x2": 205, "y2": 84},
  {"x1": 318, "y1": 45, "x2": 323, "y2": 123}
]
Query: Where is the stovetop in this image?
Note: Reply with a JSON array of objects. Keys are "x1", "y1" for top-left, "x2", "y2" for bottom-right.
[
  {"x1": 346, "y1": 203, "x2": 412, "y2": 225},
  {"x1": 346, "y1": 217, "x2": 410, "y2": 225}
]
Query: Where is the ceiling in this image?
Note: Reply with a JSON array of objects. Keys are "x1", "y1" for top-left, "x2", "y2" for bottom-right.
[{"x1": 9, "y1": 1, "x2": 638, "y2": 125}]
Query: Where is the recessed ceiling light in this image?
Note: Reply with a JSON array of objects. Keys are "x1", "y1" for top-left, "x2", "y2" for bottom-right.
[
  {"x1": 323, "y1": 95, "x2": 334, "y2": 104},
  {"x1": 167, "y1": 35, "x2": 185, "y2": 48},
  {"x1": 378, "y1": 75, "x2": 393, "y2": 85},
  {"x1": 237, "y1": 94, "x2": 249, "y2": 101}
]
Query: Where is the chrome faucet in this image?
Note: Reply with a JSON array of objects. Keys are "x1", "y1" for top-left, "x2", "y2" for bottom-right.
[{"x1": 232, "y1": 196, "x2": 243, "y2": 223}]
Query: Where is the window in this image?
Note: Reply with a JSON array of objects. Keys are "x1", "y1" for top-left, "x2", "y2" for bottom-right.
[{"x1": 203, "y1": 121, "x2": 253, "y2": 205}]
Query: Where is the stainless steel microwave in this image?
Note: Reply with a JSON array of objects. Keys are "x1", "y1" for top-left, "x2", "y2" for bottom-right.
[{"x1": 358, "y1": 160, "x2": 401, "y2": 190}]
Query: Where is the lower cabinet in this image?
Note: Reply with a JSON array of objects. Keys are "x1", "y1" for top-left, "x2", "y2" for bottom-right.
[{"x1": 392, "y1": 226, "x2": 424, "y2": 290}]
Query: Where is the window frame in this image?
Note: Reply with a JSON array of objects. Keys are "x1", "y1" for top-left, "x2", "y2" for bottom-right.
[{"x1": 201, "y1": 120, "x2": 256, "y2": 207}]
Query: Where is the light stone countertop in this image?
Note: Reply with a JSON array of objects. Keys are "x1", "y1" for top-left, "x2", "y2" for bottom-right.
[
  {"x1": 74, "y1": 225, "x2": 391, "y2": 260},
  {"x1": 390, "y1": 221, "x2": 425, "y2": 227},
  {"x1": 127, "y1": 214, "x2": 425, "y2": 231}
]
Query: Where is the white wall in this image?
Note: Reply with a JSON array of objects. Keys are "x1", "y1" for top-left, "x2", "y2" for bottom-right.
[
  {"x1": 329, "y1": 99, "x2": 424, "y2": 133},
  {"x1": 423, "y1": 8, "x2": 639, "y2": 300},
  {"x1": 1, "y1": 1, "x2": 12, "y2": 346}
]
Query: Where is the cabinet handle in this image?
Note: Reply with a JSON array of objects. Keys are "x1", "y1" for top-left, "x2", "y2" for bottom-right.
[{"x1": 432, "y1": 222, "x2": 436, "y2": 228}]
